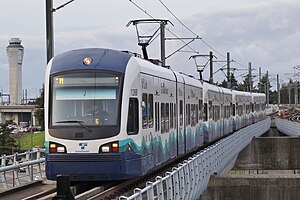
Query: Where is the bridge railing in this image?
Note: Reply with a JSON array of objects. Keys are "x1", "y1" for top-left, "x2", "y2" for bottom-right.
[
  {"x1": 275, "y1": 118, "x2": 300, "y2": 136},
  {"x1": 0, "y1": 149, "x2": 45, "y2": 189},
  {"x1": 120, "y1": 118, "x2": 271, "y2": 200}
]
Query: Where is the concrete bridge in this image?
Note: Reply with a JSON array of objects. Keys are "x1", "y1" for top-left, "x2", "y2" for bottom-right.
[
  {"x1": 202, "y1": 118, "x2": 300, "y2": 200},
  {"x1": 0, "y1": 105, "x2": 38, "y2": 126}
]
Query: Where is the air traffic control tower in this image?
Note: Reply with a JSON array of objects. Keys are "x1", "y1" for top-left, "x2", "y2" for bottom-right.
[{"x1": 6, "y1": 38, "x2": 24, "y2": 105}]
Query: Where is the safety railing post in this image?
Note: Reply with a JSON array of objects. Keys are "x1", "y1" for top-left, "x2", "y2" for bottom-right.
[
  {"x1": 25, "y1": 151, "x2": 32, "y2": 182},
  {"x1": 183, "y1": 161, "x2": 191, "y2": 199},
  {"x1": 1, "y1": 155, "x2": 8, "y2": 189},
  {"x1": 165, "y1": 172, "x2": 173, "y2": 200},
  {"x1": 146, "y1": 181, "x2": 154, "y2": 200},
  {"x1": 36, "y1": 150, "x2": 43, "y2": 180},
  {"x1": 156, "y1": 176, "x2": 165, "y2": 200},
  {"x1": 133, "y1": 188, "x2": 143, "y2": 200},
  {"x1": 13, "y1": 153, "x2": 20, "y2": 186},
  {"x1": 178, "y1": 164, "x2": 186, "y2": 199},
  {"x1": 172, "y1": 167, "x2": 180, "y2": 200}
]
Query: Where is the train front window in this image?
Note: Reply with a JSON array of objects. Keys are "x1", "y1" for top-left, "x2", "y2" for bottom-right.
[{"x1": 51, "y1": 73, "x2": 121, "y2": 127}]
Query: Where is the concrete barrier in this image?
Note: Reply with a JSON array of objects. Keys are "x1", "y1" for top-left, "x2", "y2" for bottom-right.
[
  {"x1": 275, "y1": 118, "x2": 300, "y2": 136},
  {"x1": 234, "y1": 137, "x2": 300, "y2": 170}
]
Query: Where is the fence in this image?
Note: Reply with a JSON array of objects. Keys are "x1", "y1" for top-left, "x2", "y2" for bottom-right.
[
  {"x1": 0, "y1": 149, "x2": 45, "y2": 189},
  {"x1": 275, "y1": 118, "x2": 300, "y2": 136},
  {"x1": 120, "y1": 118, "x2": 271, "y2": 200}
]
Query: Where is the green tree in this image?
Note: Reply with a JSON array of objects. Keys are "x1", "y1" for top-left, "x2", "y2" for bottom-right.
[
  {"x1": 218, "y1": 73, "x2": 238, "y2": 89},
  {"x1": 0, "y1": 124, "x2": 17, "y2": 155},
  {"x1": 237, "y1": 73, "x2": 254, "y2": 92},
  {"x1": 229, "y1": 73, "x2": 238, "y2": 90},
  {"x1": 34, "y1": 85, "x2": 44, "y2": 130},
  {"x1": 257, "y1": 74, "x2": 272, "y2": 93}
]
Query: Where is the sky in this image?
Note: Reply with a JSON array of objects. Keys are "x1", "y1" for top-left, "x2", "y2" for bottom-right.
[{"x1": 1, "y1": 0, "x2": 300, "y2": 98}]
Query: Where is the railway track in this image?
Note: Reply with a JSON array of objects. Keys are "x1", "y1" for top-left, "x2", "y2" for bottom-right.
[
  {"x1": 2, "y1": 118, "x2": 278, "y2": 199},
  {"x1": 2, "y1": 138, "x2": 217, "y2": 199},
  {"x1": 281, "y1": 107, "x2": 300, "y2": 122}
]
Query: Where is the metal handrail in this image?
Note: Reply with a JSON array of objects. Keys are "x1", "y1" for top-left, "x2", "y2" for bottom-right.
[
  {"x1": 0, "y1": 149, "x2": 45, "y2": 189},
  {"x1": 120, "y1": 118, "x2": 271, "y2": 200}
]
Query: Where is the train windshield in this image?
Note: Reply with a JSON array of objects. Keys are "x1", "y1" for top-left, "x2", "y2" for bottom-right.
[{"x1": 51, "y1": 72, "x2": 121, "y2": 127}]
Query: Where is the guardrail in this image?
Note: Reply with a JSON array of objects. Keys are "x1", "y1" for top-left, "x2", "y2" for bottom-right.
[
  {"x1": 275, "y1": 118, "x2": 300, "y2": 136},
  {"x1": 120, "y1": 118, "x2": 271, "y2": 200},
  {"x1": 0, "y1": 149, "x2": 45, "y2": 189}
]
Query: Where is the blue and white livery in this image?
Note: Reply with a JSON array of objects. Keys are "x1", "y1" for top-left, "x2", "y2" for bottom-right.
[{"x1": 44, "y1": 48, "x2": 266, "y2": 181}]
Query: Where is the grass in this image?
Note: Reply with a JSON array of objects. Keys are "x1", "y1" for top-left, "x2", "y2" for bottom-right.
[{"x1": 18, "y1": 131, "x2": 45, "y2": 150}]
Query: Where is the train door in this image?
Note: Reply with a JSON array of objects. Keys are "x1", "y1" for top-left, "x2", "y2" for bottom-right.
[
  {"x1": 177, "y1": 82, "x2": 185, "y2": 156},
  {"x1": 220, "y1": 88, "x2": 224, "y2": 137}
]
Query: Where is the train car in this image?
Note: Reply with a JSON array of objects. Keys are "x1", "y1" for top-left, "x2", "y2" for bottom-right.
[
  {"x1": 232, "y1": 90, "x2": 253, "y2": 131},
  {"x1": 203, "y1": 82, "x2": 222, "y2": 143},
  {"x1": 252, "y1": 93, "x2": 266, "y2": 122},
  {"x1": 44, "y1": 48, "x2": 205, "y2": 181},
  {"x1": 179, "y1": 73, "x2": 203, "y2": 152},
  {"x1": 220, "y1": 87, "x2": 233, "y2": 136},
  {"x1": 44, "y1": 47, "x2": 267, "y2": 182}
]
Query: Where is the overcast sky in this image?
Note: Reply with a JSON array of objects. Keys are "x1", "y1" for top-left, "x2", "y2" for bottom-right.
[{"x1": 0, "y1": 0, "x2": 300, "y2": 97}]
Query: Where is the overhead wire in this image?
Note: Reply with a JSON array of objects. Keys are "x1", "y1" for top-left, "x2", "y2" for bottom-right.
[
  {"x1": 129, "y1": 0, "x2": 198, "y2": 54},
  {"x1": 130, "y1": 0, "x2": 252, "y2": 81}
]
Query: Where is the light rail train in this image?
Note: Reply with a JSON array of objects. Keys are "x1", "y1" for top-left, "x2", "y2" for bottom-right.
[{"x1": 44, "y1": 48, "x2": 266, "y2": 181}]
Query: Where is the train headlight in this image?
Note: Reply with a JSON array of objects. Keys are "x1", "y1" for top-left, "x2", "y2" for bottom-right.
[
  {"x1": 83, "y1": 57, "x2": 93, "y2": 66},
  {"x1": 57, "y1": 147, "x2": 65, "y2": 153},
  {"x1": 99, "y1": 141, "x2": 119, "y2": 153},
  {"x1": 101, "y1": 146, "x2": 110, "y2": 152},
  {"x1": 49, "y1": 142, "x2": 67, "y2": 153}
]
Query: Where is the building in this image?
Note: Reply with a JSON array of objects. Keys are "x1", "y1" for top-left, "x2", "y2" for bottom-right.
[
  {"x1": 6, "y1": 38, "x2": 24, "y2": 105},
  {"x1": 0, "y1": 38, "x2": 38, "y2": 127}
]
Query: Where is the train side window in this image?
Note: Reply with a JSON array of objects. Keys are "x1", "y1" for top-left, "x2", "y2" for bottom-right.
[
  {"x1": 127, "y1": 98, "x2": 139, "y2": 135},
  {"x1": 170, "y1": 103, "x2": 173, "y2": 129},
  {"x1": 161, "y1": 103, "x2": 165, "y2": 134},
  {"x1": 142, "y1": 93, "x2": 148, "y2": 129},
  {"x1": 196, "y1": 104, "x2": 199, "y2": 124},
  {"x1": 204, "y1": 103, "x2": 208, "y2": 121},
  {"x1": 166, "y1": 103, "x2": 170, "y2": 132},
  {"x1": 148, "y1": 94, "x2": 154, "y2": 128},
  {"x1": 155, "y1": 102, "x2": 158, "y2": 131},
  {"x1": 179, "y1": 100, "x2": 183, "y2": 126},
  {"x1": 190, "y1": 104, "x2": 194, "y2": 126},
  {"x1": 155, "y1": 102, "x2": 160, "y2": 132},
  {"x1": 186, "y1": 104, "x2": 191, "y2": 125},
  {"x1": 232, "y1": 104, "x2": 236, "y2": 116},
  {"x1": 174, "y1": 103, "x2": 177, "y2": 128},
  {"x1": 199, "y1": 100, "x2": 203, "y2": 121},
  {"x1": 209, "y1": 101, "x2": 213, "y2": 120}
]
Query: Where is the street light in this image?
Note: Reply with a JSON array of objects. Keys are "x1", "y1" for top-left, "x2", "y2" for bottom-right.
[{"x1": 46, "y1": 0, "x2": 75, "y2": 63}]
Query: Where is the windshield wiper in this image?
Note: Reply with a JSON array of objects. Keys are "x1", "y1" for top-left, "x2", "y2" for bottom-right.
[{"x1": 55, "y1": 120, "x2": 92, "y2": 132}]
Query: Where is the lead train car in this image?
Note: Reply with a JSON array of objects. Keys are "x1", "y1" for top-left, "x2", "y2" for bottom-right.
[
  {"x1": 45, "y1": 48, "x2": 266, "y2": 181},
  {"x1": 45, "y1": 48, "x2": 204, "y2": 181}
]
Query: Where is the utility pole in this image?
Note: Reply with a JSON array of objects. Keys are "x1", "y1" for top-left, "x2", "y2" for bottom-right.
[
  {"x1": 46, "y1": 0, "x2": 54, "y2": 63},
  {"x1": 160, "y1": 21, "x2": 166, "y2": 67},
  {"x1": 266, "y1": 71, "x2": 269, "y2": 107},
  {"x1": 209, "y1": 51, "x2": 214, "y2": 83},
  {"x1": 295, "y1": 84, "x2": 298, "y2": 107},
  {"x1": 259, "y1": 67, "x2": 262, "y2": 93},
  {"x1": 277, "y1": 74, "x2": 280, "y2": 106},
  {"x1": 227, "y1": 52, "x2": 231, "y2": 89},
  {"x1": 248, "y1": 62, "x2": 252, "y2": 92},
  {"x1": 288, "y1": 86, "x2": 291, "y2": 107},
  {"x1": 45, "y1": 0, "x2": 75, "y2": 63}
]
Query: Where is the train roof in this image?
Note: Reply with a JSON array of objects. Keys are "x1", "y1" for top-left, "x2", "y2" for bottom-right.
[
  {"x1": 50, "y1": 48, "x2": 132, "y2": 75},
  {"x1": 135, "y1": 58, "x2": 176, "y2": 81},
  {"x1": 203, "y1": 81, "x2": 221, "y2": 93}
]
